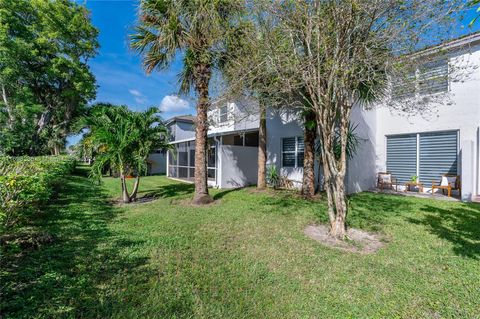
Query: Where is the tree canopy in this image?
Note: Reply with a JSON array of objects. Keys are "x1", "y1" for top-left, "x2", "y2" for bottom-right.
[{"x1": 0, "y1": 0, "x2": 98, "y2": 156}]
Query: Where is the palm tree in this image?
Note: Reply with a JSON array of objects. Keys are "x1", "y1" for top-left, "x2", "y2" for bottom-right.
[
  {"x1": 131, "y1": 0, "x2": 243, "y2": 204},
  {"x1": 86, "y1": 104, "x2": 169, "y2": 203}
]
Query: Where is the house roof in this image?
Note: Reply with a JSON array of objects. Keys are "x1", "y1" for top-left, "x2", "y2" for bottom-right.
[
  {"x1": 410, "y1": 31, "x2": 480, "y2": 58},
  {"x1": 165, "y1": 115, "x2": 195, "y2": 125}
]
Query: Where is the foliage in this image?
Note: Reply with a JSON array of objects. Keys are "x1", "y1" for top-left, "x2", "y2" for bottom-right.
[
  {"x1": 0, "y1": 0, "x2": 98, "y2": 156},
  {"x1": 0, "y1": 156, "x2": 75, "y2": 228},
  {"x1": 84, "y1": 103, "x2": 170, "y2": 203},
  {"x1": 131, "y1": 0, "x2": 246, "y2": 204},
  {"x1": 469, "y1": 0, "x2": 480, "y2": 25},
  {"x1": 410, "y1": 175, "x2": 419, "y2": 183},
  {"x1": 266, "y1": 165, "x2": 280, "y2": 188},
  {"x1": 230, "y1": 0, "x2": 465, "y2": 238}
]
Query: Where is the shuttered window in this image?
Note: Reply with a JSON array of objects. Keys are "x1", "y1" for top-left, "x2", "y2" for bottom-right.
[
  {"x1": 386, "y1": 134, "x2": 417, "y2": 183},
  {"x1": 419, "y1": 131, "x2": 458, "y2": 183},
  {"x1": 387, "y1": 131, "x2": 458, "y2": 184},
  {"x1": 282, "y1": 137, "x2": 304, "y2": 168}
]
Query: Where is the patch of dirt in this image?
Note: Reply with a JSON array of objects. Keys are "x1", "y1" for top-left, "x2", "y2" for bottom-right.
[{"x1": 304, "y1": 224, "x2": 385, "y2": 254}]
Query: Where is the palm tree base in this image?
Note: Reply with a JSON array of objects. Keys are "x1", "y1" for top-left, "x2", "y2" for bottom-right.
[{"x1": 192, "y1": 194, "x2": 214, "y2": 205}]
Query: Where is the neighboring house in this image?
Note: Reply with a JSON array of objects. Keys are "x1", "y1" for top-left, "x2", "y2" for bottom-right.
[
  {"x1": 163, "y1": 32, "x2": 480, "y2": 202},
  {"x1": 166, "y1": 100, "x2": 260, "y2": 188}
]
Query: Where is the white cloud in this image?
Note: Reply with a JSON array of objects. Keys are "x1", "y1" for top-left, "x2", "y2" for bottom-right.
[
  {"x1": 159, "y1": 95, "x2": 190, "y2": 112},
  {"x1": 128, "y1": 89, "x2": 142, "y2": 97},
  {"x1": 128, "y1": 89, "x2": 147, "y2": 104}
]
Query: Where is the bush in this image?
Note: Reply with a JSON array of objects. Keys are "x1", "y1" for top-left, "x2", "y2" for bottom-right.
[{"x1": 0, "y1": 156, "x2": 76, "y2": 228}]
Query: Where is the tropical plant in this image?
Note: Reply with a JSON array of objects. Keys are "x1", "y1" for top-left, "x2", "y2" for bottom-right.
[
  {"x1": 85, "y1": 104, "x2": 170, "y2": 203},
  {"x1": 266, "y1": 165, "x2": 280, "y2": 189},
  {"x1": 0, "y1": 156, "x2": 75, "y2": 228},
  {"x1": 131, "y1": 0, "x2": 244, "y2": 205}
]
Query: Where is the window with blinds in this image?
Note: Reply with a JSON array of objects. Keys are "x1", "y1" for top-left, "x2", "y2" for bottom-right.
[
  {"x1": 386, "y1": 134, "x2": 417, "y2": 183},
  {"x1": 386, "y1": 131, "x2": 458, "y2": 184},
  {"x1": 282, "y1": 137, "x2": 304, "y2": 168},
  {"x1": 418, "y1": 59, "x2": 449, "y2": 95},
  {"x1": 419, "y1": 131, "x2": 458, "y2": 182},
  {"x1": 391, "y1": 58, "x2": 449, "y2": 100}
]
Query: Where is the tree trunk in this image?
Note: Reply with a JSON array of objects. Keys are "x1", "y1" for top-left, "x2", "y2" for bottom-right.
[
  {"x1": 120, "y1": 175, "x2": 130, "y2": 203},
  {"x1": 317, "y1": 119, "x2": 348, "y2": 240},
  {"x1": 257, "y1": 105, "x2": 267, "y2": 189},
  {"x1": 192, "y1": 64, "x2": 213, "y2": 205},
  {"x1": 302, "y1": 112, "x2": 316, "y2": 198},
  {"x1": 130, "y1": 176, "x2": 140, "y2": 202}
]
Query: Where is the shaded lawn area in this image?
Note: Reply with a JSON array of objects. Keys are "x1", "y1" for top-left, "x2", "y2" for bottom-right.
[{"x1": 1, "y1": 170, "x2": 479, "y2": 318}]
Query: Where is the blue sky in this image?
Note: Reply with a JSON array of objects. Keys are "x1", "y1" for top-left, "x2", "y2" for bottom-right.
[
  {"x1": 82, "y1": 0, "x2": 194, "y2": 116},
  {"x1": 67, "y1": 0, "x2": 480, "y2": 145}
]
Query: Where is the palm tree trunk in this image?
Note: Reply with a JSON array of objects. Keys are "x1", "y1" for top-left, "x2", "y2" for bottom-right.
[
  {"x1": 302, "y1": 112, "x2": 316, "y2": 198},
  {"x1": 130, "y1": 176, "x2": 140, "y2": 202},
  {"x1": 120, "y1": 169, "x2": 130, "y2": 203},
  {"x1": 192, "y1": 64, "x2": 213, "y2": 205},
  {"x1": 257, "y1": 105, "x2": 267, "y2": 189}
]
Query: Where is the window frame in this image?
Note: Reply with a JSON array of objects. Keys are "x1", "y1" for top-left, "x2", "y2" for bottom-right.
[
  {"x1": 281, "y1": 136, "x2": 304, "y2": 168},
  {"x1": 218, "y1": 105, "x2": 229, "y2": 123}
]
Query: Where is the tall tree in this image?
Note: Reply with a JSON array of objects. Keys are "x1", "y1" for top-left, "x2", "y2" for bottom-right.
[
  {"x1": 132, "y1": 0, "x2": 244, "y2": 204},
  {"x1": 302, "y1": 111, "x2": 316, "y2": 199},
  {"x1": 238, "y1": 0, "x2": 464, "y2": 239},
  {"x1": 0, "y1": 0, "x2": 98, "y2": 155}
]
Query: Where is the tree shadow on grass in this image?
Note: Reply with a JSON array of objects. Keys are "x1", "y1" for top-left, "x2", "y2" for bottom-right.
[
  {"x1": 138, "y1": 182, "x2": 194, "y2": 200},
  {"x1": 347, "y1": 193, "x2": 414, "y2": 231},
  {"x1": 406, "y1": 203, "x2": 480, "y2": 259},
  {"x1": 0, "y1": 169, "x2": 154, "y2": 318}
]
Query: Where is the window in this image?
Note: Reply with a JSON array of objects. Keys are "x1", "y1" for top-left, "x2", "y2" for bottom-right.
[
  {"x1": 218, "y1": 105, "x2": 228, "y2": 123},
  {"x1": 386, "y1": 131, "x2": 458, "y2": 184},
  {"x1": 392, "y1": 58, "x2": 449, "y2": 100},
  {"x1": 282, "y1": 137, "x2": 304, "y2": 168},
  {"x1": 168, "y1": 140, "x2": 217, "y2": 181},
  {"x1": 418, "y1": 59, "x2": 448, "y2": 95}
]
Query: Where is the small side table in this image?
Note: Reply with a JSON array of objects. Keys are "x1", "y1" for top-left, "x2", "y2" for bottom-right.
[{"x1": 404, "y1": 182, "x2": 424, "y2": 193}]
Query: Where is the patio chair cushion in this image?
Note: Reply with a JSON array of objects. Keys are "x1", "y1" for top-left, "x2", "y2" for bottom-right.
[
  {"x1": 379, "y1": 173, "x2": 392, "y2": 184},
  {"x1": 440, "y1": 176, "x2": 457, "y2": 187}
]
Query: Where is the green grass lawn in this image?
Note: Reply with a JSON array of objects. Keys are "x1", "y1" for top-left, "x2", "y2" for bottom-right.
[{"x1": 1, "y1": 167, "x2": 479, "y2": 318}]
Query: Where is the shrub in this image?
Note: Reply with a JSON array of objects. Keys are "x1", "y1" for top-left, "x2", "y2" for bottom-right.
[{"x1": 0, "y1": 156, "x2": 76, "y2": 228}]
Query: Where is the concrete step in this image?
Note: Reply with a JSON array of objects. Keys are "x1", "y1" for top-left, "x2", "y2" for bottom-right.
[{"x1": 473, "y1": 196, "x2": 480, "y2": 203}]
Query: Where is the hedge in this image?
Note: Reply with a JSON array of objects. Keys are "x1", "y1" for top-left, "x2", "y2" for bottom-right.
[{"x1": 0, "y1": 156, "x2": 76, "y2": 228}]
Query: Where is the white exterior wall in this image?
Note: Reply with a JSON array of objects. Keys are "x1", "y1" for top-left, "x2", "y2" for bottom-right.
[
  {"x1": 346, "y1": 105, "x2": 378, "y2": 193},
  {"x1": 219, "y1": 145, "x2": 258, "y2": 188},
  {"x1": 172, "y1": 121, "x2": 195, "y2": 141},
  {"x1": 209, "y1": 100, "x2": 260, "y2": 135},
  {"x1": 359, "y1": 44, "x2": 480, "y2": 200},
  {"x1": 266, "y1": 108, "x2": 306, "y2": 188}
]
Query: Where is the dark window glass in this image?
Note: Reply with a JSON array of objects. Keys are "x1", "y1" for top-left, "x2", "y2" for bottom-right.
[
  {"x1": 208, "y1": 147, "x2": 216, "y2": 167},
  {"x1": 178, "y1": 167, "x2": 188, "y2": 178},
  {"x1": 208, "y1": 169, "x2": 216, "y2": 180},
  {"x1": 245, "y1": 132, "x2": 259, "y2": 147},
  {"x1": 282, "y1": 137, "x2": 296, "y2": 152},
  {"x1": 282, "y1": 152, "x2": 296, "y2": 167},
  {"x1": 178, "y1": 142, "x2": 188, "y2": 166},
  {"x1": 234, "y1": 135, "x2": 244, "y2": 146},
  {"x1": 219, "y1": 106, "x2": 228, "y2": 123},
  {"x1": 297, "y1": 152, "x2": 304, "y2": 167}
]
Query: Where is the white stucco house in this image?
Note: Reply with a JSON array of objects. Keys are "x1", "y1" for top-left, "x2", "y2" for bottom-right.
[{"x1": 161, "y1": 32, "x2": 480, "y2": 202}]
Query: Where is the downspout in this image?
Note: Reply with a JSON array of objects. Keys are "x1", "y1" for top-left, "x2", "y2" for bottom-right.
[{"x1": 214, "y1": 134, "x2": 221, "y2": 188}]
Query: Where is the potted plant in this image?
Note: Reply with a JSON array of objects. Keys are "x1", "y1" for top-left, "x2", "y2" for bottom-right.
[{"x1": 410, "y1": 175, "x2": 418, "y2": 183}]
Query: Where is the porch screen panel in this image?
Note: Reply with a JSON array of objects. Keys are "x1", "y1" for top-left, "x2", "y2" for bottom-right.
[
  {"x1": 419, "y1": 131, "x2": 457, "y2": 183},
  {"x1": 386, "y1": 134, "x2": 417, "y2": 183}
]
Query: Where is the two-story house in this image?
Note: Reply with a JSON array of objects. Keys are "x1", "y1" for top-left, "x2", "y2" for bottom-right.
[{"x1": 159, "y1": 32, "x2": 480, "y2": 201}]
